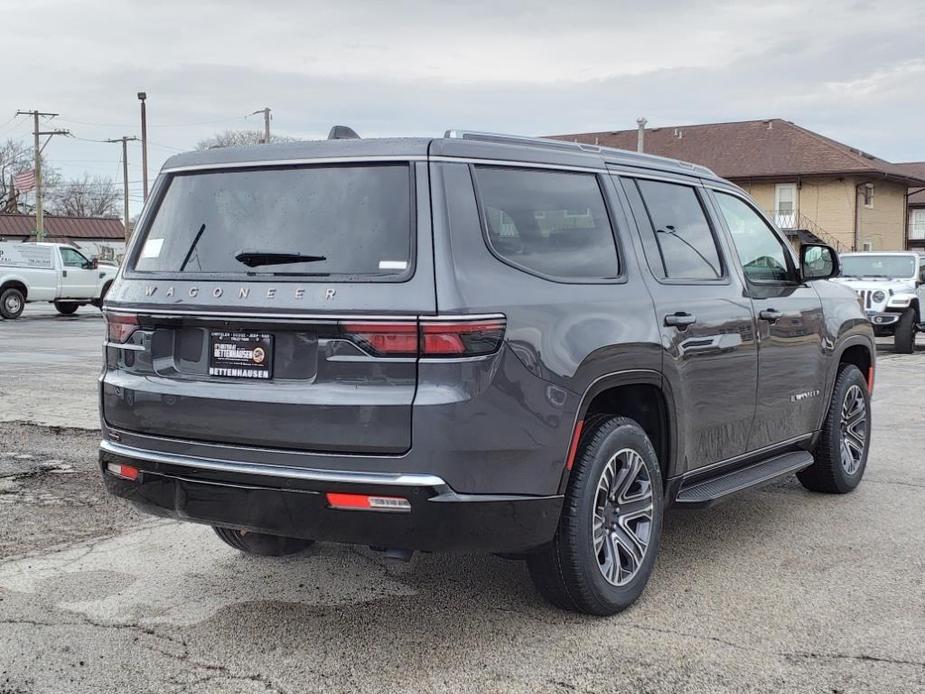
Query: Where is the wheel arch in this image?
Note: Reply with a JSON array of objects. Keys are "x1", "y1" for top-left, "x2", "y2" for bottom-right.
[
  {"x1": 563, "y1": 370, "x2": 677, "y2": 492},
  {"x1": 0, "y1": 278, "x2": 28, "y2": 301}
]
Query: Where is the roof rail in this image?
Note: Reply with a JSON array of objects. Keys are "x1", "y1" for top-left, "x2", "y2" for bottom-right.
[
  {"x1": 444, "y1": 130, "x2": 602, "y2": 154},
  {"x1": 443, "y1": 129, "x2": 716, "y2": 177}
]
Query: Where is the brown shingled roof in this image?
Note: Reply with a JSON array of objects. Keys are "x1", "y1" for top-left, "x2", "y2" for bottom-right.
[
  {"x1": 894, "y1": 162, "x2": 925, "y2": 205},
  {"x1": 0, "y1": 214, "x2": 125, "y2": 240},
  {"x1": 549, "y1": 119, "x2": 925, "y2": 185}
]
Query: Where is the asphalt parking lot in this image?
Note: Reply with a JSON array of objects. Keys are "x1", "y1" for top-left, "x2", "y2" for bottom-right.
[{"x1": 1, "y1": 303, "x2": 923, "y2": 693}]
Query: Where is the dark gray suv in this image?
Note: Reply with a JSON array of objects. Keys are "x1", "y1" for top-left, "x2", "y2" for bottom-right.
[{"x1": 99, "y1": 130, "x2": 875, "y2": 615}]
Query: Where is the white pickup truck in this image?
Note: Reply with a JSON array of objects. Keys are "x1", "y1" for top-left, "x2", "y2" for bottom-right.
[{"x1": 0, "y1": 242, "x2": 119, "y2": 319}]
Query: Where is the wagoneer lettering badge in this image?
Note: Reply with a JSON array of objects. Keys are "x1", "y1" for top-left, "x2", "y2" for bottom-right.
[{"x1": 141, "y1": 285, "x2": 337, "y2": 301}]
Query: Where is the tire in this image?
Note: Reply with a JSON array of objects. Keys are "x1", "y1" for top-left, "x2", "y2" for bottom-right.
[
  {"x1": 894, "y1": 309, "x2": 916, "y2": 353},
  {"x1": 213, "y1": 526, "x2": 314, "y2": 556},
  {"x1": 54, "y1": 302, "x2": 79, "y2": 315},
  {"x1": 91, "y1": 281, "x2": 112, "y2": 309},
  {"x1": 527, "y1": 416, "x2": 664, "y2": 615},
  {"x1": 0, "y1": 287, "x2": 25, "y2": 319},
  {"x1": 798, "y1": 364, "x2": 871, "y2": 494}
]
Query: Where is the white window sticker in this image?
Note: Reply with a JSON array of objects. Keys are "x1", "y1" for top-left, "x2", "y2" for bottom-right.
[
  {"x1": 141, "y1": 238, "x2": 164, "y2": 258},
  {"x1": 378, "y1": 260, "x2": 408, "y2": 270}
]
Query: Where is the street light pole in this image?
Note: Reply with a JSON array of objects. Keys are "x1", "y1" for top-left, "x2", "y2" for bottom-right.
[{"x1": 138, "y1": 92, "x2": 149, "y2": 201}]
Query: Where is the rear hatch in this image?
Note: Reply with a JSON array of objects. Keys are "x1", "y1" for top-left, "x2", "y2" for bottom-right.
[{"x1": 102, "y1": 158, "x2": 434, "y2": 455}]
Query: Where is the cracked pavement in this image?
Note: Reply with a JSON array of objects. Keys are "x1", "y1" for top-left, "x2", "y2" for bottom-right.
[{"x1": 0, "y1": 304, "x2": 923, "y2": 692}]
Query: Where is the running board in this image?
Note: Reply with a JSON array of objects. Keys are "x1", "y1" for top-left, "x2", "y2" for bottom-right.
[{"x1": 674, "y1": 451, "x2": 814, "y2": 508}]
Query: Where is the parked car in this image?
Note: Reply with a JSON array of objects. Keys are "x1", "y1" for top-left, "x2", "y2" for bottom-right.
[
  {"x1": 0, "y1": 241, "x2": 118, "y2": 319},
  {"x1": 833, "y1": 251, "x2": 925, "y2": 352},
  {"x1": 98, "y1": 130, "x2": 875, "y2": 615}
]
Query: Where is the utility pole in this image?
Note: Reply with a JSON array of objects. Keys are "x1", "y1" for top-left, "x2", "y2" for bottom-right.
[
  {"x1": 16, "y1": 110, "x2": 69, "y2": 241},
  {"x1": 251, "y1": 107, "x2": 271, "y2": 143},
  {"x1": 105, "y1": 136, "x2": 139, "y2": 240},
  {"x1": 138, "y1": 92, "x2": 149, "y2": 200}
]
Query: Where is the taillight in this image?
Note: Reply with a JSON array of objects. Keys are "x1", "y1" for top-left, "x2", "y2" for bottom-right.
[
  {"x1": 105, "y1": 312, "x2": 138, "y2": 343},
  {"x1": 340, "y1": 321, "x2": 419, "y2": 356},
  {"x1": 420, "y1": 319, "x2": 505, "y2": 357},
  {"x1": 340, "y1": 316, "x2": 506, "y2": 358}
]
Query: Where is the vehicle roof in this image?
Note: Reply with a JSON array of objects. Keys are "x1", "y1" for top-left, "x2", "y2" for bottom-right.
[{"x1": 160, "y1": 132, "x2": 726, "y2": 183}]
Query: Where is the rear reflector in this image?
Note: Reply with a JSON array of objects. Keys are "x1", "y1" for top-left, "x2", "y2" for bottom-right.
[
  {"x1": 339, "y1": 317, "x2": 505, "y2": 358},
  {"x1": 326, "y1": 492, "x2": 411, "y2": 512},
  {"x1": 867, "y1": 366, "x2": 875, "y2": 395},
  {"x1": 104, "y1": 312, "x2": 139, "y2": 343},
  {"x1": 565, "y1": 420, "x2": 585, "y2": 471},
  {"x1": 106, "y1": 462, "x2": 139, "y2": 481}
]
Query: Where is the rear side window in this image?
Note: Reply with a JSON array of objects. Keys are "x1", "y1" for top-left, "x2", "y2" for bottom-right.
[
  {"x1": 133, "y1": 164, "x2": 413, "y2": 280},
  {"x1": 473, "y1": 166, "x2": 619, "y2": 280},
  {"x1": 634, "y1": 179, "x2": 723, "y2": 280}
]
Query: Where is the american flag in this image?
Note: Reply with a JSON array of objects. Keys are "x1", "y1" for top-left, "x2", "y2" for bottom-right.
[{"x1": 13, "y1": 169, "x2": 36, "y2": 193}]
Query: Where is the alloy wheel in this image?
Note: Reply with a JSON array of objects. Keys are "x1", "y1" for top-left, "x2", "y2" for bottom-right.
[
  {"x1": 840, "y1": 384, "x2": 867, "y2": 475},
  {"x1": 592, "y1": 448, "x2": 654, "y2": 586}
]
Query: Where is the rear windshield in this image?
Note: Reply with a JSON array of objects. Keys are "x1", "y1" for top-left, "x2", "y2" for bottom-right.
[{"x1": 132, "y1": 163, "x2": 413, "y2": 279}]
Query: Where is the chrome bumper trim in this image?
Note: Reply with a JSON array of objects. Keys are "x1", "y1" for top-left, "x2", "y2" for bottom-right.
[{"x1": 100, "y1": 440, "x2": 449, "y2": 489}]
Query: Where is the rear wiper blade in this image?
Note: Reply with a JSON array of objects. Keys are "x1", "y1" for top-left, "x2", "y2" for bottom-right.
[
  {"x1": 245, "y1": 271, "x2": 331, "y2": 277},
  {"x1": 235, "y1": 250, "x2": 327, "y2": 268}
]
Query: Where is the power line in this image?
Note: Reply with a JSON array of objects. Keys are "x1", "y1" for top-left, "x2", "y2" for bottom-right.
[{"x1": 57, "y1": 114, "x2": 250, "y2": 129}]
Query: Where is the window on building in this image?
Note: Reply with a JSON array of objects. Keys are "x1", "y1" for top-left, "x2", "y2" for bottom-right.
[
  {"x1": 909, "y1": 209, "x2": 925, "y2": 241},
  {"x1": 634, "y1": 179, "x2": 723, "y2": 280},
  {"x1": 474, "y1": 166, "x2": 619, "y2": 280},
  {"x1": 863, "y1": 184, "x2": 874, "y2": 208},
  {"x1": 774, "y1": 183, "x2": 797, "y2": 229}
]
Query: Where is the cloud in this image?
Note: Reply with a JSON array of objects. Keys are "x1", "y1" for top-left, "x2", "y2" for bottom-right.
[{"x1": 1, "y1": 0, "x2": 923, "y2": 216}]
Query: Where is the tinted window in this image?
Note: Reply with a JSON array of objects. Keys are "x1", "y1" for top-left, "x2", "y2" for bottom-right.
[
  {"x1": 635, "y1": 180, "x2": 722, "y2": 280},
  {"x1": 715, "y1": 192, "x2": 793, "y2": 282},
  {"x1": 60, "y1": 248, "x2": 87, "y2": 268},
  {"x1": 133, "y1": 164, "x2": 412, "y2": 279},
  {"x1": 473, "y1": 167, "x2": 619, "y2": 280}
]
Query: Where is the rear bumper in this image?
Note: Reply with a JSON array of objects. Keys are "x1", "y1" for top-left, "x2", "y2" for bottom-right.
[{"x1": 100, "y1": 441, "x2": 563, "y2": 553}]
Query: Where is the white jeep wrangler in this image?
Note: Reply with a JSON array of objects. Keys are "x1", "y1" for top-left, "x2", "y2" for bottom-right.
[{"x1": 834, "y1": 251, "x2": 925, "y2": 353}]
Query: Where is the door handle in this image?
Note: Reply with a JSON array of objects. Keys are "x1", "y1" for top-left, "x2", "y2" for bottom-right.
[
  {"x1": 664, "y1": 312, "x2": 696, "y2": 329},
  {"x1": 759, "y1": 309, "x2": 782, "y2": 323},
  {"x1": 62, "y1": 270, "x2": 68, "y2": 278}
]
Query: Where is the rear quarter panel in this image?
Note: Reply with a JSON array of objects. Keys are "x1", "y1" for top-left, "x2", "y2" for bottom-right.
[{"x1": 427, "y1": 161, "x2": 662, "y2": 494}]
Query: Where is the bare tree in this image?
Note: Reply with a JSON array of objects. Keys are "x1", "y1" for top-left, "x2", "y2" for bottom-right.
[
  {"x1": 196, "y1": 129, "x2": 297, "y2": 150},
  {"x1": 48, "y1": 175, "x2": 121, "y2": 218},
  {"x1": 0, "y1": 138, "x2": 33, "y2": 212}
]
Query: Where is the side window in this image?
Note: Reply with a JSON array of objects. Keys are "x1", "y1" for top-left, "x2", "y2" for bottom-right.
[
  {"x1": 60, "y1": 248, "x2": 88, "y2": 268},
  {"x1": 634, "y1": 179, "x2": 723, "y2": 280},
  {"x1": 714, "y1": 192, "x2": 794, "y2": 283},
  {"x1": 473, "y1": 166, "x2": 619, "y2": 280}
]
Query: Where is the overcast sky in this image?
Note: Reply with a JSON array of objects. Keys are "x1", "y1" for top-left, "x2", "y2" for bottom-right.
[{"x1": 2, "y1": 0, "x2": 923, "y2": 216}]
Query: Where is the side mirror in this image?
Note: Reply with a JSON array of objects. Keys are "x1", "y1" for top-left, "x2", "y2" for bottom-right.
[{"x1": 800, "y1": 243, "x2": 839, "y2": 281}]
